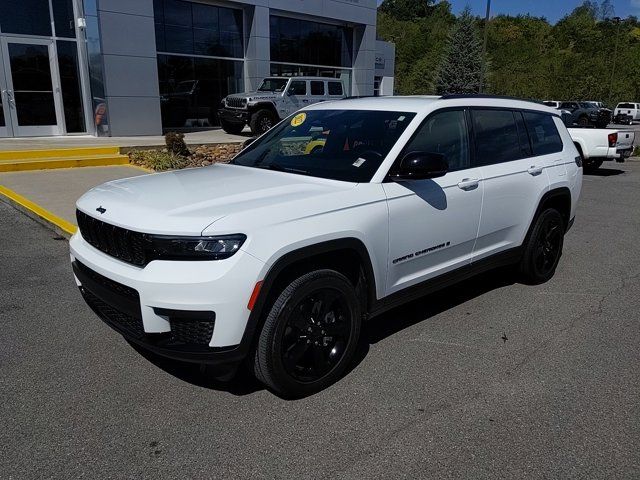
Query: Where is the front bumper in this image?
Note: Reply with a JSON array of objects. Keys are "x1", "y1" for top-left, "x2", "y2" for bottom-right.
[
  {"x1": 218, "y1": 107, "x2": 249, "y2": 124},
  {"x1": 70, "y1": 231, "x2": 265, "y2": 365}
]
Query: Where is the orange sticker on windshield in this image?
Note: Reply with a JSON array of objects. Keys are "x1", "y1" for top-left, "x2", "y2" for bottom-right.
[{"x1": 291, "y1": 112, "x2": 306, "y2": 127}]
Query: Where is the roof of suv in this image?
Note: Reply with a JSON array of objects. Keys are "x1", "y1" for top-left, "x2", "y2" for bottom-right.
[{"x1": 305, "y1": 95, "x2": 559, "y2": 115}]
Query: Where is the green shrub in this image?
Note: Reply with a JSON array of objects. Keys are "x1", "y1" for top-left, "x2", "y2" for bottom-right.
[
  {"x1": 128, "y1": 149, "x2": 188, "y2": 171},
  {"x1": 634, "y1": 145, "x2": 640, "y2": 158},
  {"x1": 164, "y1": 131, "x2": 190, "y2": 156}
]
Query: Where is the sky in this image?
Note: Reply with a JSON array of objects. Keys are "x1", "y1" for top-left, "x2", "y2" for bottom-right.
[
  {"x1": 449, "y1": 0, "x2": 639, "y2": 22},
  {"x1": 378, "y1": 1, "x2": 640, "y2": 23}
]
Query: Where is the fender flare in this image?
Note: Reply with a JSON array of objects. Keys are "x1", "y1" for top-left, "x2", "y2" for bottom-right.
[{"x1": 237, "y1": 238, "x2": 378, "y2": 353}]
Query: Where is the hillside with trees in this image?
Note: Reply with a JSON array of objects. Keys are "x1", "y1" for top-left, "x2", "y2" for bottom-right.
[{"x1": 377, "y1": 0, "x2": 640, "y2": 104}]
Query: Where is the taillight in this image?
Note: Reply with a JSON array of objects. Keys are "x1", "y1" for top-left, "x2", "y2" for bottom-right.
[{"x1": 608, "y1": 132, "x2": 618, "y2": 148}]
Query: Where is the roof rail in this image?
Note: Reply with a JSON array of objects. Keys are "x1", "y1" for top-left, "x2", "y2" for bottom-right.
[{"x1": 440, "y1": 93, "x2": 541, "y2": 103}]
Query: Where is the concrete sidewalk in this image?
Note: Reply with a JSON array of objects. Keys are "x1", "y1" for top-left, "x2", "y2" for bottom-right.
[
  {"x1": 0, "y1": 129, "x2": 249, "y2": 151},
  {"x1": 0, "y1": 165, "x2": 147, "y2": 235}
]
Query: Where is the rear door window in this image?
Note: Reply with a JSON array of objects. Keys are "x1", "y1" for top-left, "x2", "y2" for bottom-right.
[
  {"x1": 310, "y1": 81, "x2": 325, "y2": 96},
  {"x1": 471, "y1": 109, "x2": 523, "y2": 166},
  {"x1": 522, "y1": 112, "x2": 563, "y2": 155}
]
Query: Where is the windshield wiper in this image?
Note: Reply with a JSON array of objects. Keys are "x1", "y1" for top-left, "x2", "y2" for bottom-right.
[{"x1": 259, "y1": 163, "x2": 309, "y2": 175}]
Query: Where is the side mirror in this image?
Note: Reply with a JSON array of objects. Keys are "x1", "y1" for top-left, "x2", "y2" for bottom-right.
[{"x1": 391, "y1": 152, "x2": 448, "y2": 180}]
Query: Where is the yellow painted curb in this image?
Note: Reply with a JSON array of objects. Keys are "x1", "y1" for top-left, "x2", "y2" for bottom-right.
[
  {"x1": 126, "y1": 163, "x2": 155, "y2": 173},
  {"x1": 0, "y1": 146, "x2": 121, "y2": 160},
  {"x1": 0, "y1": 185, "x2": 77, "y2": 236}
]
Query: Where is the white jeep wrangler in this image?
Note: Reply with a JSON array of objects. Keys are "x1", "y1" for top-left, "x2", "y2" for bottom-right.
[
  {"x1": 218, "y1": 76, "x2": 346, "y2": 135},
  {"x1": 71, "y1": 95, "x2": 582, "y2": 398}
]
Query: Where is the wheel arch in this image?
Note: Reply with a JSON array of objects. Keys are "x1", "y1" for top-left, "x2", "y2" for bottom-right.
[
  {"x1": 241, "y1": 238, "x2": 377, "y2": 351},
  {"x1": 534, "y1": 187, "x2": 572, "y2": 232},
  {"x1": 249, "y1": 102, "x2": 279, "y2": 118}
]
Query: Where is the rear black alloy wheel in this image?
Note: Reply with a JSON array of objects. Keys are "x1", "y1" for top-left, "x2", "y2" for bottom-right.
[
  {"x1": 253, "y1": 270, "x2": 361, "y2": 398},
  {"x1": 519, "y1": 208, "x2": 565, "y2": 284}
]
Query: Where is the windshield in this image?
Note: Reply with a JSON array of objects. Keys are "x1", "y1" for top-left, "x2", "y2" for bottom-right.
[
  {"x1": 543, "y1": 101, "x2": 558, "y2": 108},
  {"x1": 258, "y1": 78, "x2": 289, "y2": 92},
  {"x1": 231, "y1": 109, "x2": 417, "y2": 182},
  {"x1": 618, "y1": 103, "x2": 635, "y2": 109}
]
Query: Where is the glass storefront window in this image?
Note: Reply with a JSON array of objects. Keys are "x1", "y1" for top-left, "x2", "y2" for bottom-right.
[
  {"x1": 157, "y1": 54, "x2": 243, "y2": 129},
  {"x1": 0, "y1": 0, "x2": 52, "y2": 36},
  {"x1": 154, "y1": 0, "x2": 243, "y2": 59},
  {"x1": 270, "y1": 16, "x2": 353, "y2": 68},
  {"x1": 57, "y1": 41, "x2": 85, "y2": 132},
  {"x1": 53, "y1": 0, "x2": 76, "y2": 38}
]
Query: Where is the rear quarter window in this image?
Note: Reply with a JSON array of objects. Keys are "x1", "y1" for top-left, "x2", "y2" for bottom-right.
[
  {"x1": 523, "y1": 112, "x2": 563, "y2": 155},
  {"x1": 328, "y1": 82, "x2": 343, "y2": 96}
]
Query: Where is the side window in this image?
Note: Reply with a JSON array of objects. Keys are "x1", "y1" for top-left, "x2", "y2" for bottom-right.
[
  {"x1": 403, "y1": 109, "x2": 470, "y2": 172},
  {"x1": 328, "y1": 81, "x2": 343, "y2": 96},
  {"x1": 310, "y1": 81, "x2": 325, "y2": 95},
  {"x1": 523, "y1": 112, "x2": 563, "y2": 155},
  {"x1": 471, "y1": 109, "x2": 523, "y2": 166},
  {"x1": 288, "y1": 81, "x2": 307, "y2": 96}
]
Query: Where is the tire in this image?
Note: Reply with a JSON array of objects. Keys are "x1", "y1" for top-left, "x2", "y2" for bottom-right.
[
  {"x1": 249, "y1": 109, "x2": 276, "y2": 135},
  {"x1": 577, "y1": 115, "x2": 590, "y2": 127},
  {"x1": 220, "y1": 119, "x2": 245, "y2": 135},
  {"x1": 253, "y1": 269, "x2": 361, "y2": 398},
  {"x1": 584, "y1": 159, "x2": 604, "y2": 172},
  {"x1": 519, "y1": 209, "x2": 565, "y2": 285}
]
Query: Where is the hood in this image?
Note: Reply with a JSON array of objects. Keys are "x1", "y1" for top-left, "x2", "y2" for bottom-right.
[
  {"x1": 76, "y1": 164, "x2": 355, "y2": 236},
  {"x1": 227, "y1": 91, "x2": 278, "y2": 102}
]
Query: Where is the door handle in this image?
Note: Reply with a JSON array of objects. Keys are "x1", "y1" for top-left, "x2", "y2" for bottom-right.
[
  {"x1": 527, "y1": 165, "x2": 543, "y2": 176},
  {"x1": 457, "y1": 178, "x2": 479, "y2": 190}
]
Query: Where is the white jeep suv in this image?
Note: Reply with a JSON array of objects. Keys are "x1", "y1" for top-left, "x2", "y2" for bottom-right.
[{"x1": 70, "y1": 96, "x2": 582, "y2": 397}]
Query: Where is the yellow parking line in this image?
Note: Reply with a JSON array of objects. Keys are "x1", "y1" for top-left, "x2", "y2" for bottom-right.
[{"x1": 0, "y1": 185, "x2": 77, "y2": 236}]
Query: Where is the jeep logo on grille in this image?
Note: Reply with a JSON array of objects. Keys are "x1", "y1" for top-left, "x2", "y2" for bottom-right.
[{"x1": 96, "y1": 206, "x2": 106, "y2": 214}]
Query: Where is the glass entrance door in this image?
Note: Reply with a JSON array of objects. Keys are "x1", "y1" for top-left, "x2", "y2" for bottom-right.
[{"x1": 0, "y1": 38, "x2": 63, "y2": 136}]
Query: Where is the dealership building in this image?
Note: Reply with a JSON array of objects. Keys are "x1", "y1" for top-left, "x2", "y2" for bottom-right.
[{"x1": 0, "y1": 0, "x2": 395, "y2": 138}]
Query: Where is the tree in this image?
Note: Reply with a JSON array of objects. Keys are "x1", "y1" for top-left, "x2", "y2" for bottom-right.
[
  {"x1": 600, "y1": 0, "x2": 615, "y2": 20},
  {"x1": 436, "y1": 8, "x2": 484, "y2": 95},
  {"x1": 378, "y1": 0, "x2": 436, "y2": 20}
]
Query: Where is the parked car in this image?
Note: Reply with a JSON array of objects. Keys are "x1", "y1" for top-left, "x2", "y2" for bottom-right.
[
  {"x1": 71, "y1": 95, "x2": 582, "y2": 397},
  {"x1": 218, "y1": 77, "x2": 347, "y2": 135},
  {"x1": 560, "y1": 101, "x2": 611, "y2": 128},
  {"x1": 615, "y1": 130, "x2": 636, "y2": 160},
  {"x1": 562, "y1": 111, "x2": 620, "y2": 170},
  {"x1": 613, "y1": 102, "x2": 640, "y2": 124}
]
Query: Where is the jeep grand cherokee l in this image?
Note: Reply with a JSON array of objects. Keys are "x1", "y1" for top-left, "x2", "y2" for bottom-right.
[{"x1": 71, "y1": 95, "x2": 582, "y2": 398}]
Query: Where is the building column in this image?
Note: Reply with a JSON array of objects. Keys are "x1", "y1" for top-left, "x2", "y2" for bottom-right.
[
  {"x1": 351, "y1": 24, "x2": 376, "y2": 97},
  {"x1": 97, "y1": 0, "x2": 162, "y2": 136},
  {"x1": 244, "y1": 5, "x2": 270, "y2": 92}
]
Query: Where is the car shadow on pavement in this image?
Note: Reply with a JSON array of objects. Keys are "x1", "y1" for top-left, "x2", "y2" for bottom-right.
[
  {"x1": 585, "y1": 167, "x2": 626, "y2": 176},
  {"x1": 132, "y1": 267, "x2": 517, "y2": 398}
]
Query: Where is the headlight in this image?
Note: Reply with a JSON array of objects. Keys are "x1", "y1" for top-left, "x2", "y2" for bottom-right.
[{"x1": 147, "y1": 234, "x2": 246, "y2": 261}]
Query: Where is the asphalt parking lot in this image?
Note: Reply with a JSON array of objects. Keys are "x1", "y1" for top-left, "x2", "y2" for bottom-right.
[{"x1": 2, "y1": 161, "x2": 640, "y2": 479}]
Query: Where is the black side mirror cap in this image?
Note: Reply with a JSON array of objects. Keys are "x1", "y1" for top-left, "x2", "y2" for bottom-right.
[{"x1": 391, "y1": 152, "x2": 449, "y2": 180}]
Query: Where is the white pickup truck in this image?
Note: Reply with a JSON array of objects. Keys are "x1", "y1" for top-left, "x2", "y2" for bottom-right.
[{"x1": 566, "y1": 123, "x2": 635, "y2": 171}]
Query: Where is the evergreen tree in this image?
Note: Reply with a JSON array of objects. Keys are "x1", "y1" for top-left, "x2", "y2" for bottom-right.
[
  {"x1": 378, "y1": 0, "x2": 436, "y2": 20},
  {"x1": 436, "y1": 8, "x2": 484, "y2": 95}
]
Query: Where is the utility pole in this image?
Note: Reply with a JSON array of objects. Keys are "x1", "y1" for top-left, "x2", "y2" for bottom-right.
[
  {"x1": 608, "y1": 17, "x2": 622, "y2": 106},
  {"x1": 479, "y1": 0, "x2": 491, "y2": 93}
]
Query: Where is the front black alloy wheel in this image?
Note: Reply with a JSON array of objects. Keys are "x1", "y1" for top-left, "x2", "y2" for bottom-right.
[
  {"x1": 253, "y1": 270, "x2": 361, "y2": 398},
  {"x1": 519, "y1": 208, "x2": 565, "y2": 284}
]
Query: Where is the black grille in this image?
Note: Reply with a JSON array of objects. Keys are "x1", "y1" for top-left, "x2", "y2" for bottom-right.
[
  {"x1": 169, "y1": 318, "x2": 215, "y2": 346},
  {"x1": 81, "y1": 288, "x2": 145, "y2": 339},
  {"x1": 77, "y1": 210, "x2": 147, "y2": 266},
  {"x1": 225, "y1": 97, "x2": 246, "y2": 109}
]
